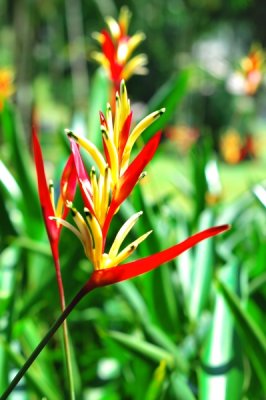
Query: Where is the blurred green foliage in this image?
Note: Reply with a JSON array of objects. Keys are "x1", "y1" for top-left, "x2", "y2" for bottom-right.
[{"x1": 1, "y1": 0, "x2": 266, "y2": 399}]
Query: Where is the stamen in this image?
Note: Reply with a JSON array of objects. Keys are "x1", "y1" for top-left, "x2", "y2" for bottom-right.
[
  {"x1": 49, "y1": 179, "x2": 56, "y2": 213},
  {"x1": 90, "y1": 167, "x2": 99, "y2": 213},
  {"x1": 84, "y1": 208, "x2": 103, "y2": 269},
  {"x1": 68, "y1": 203, "x2": 93, "y2": 259}
]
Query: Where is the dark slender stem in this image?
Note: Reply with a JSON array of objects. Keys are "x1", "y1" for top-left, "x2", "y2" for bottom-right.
[
  {"x1": 52, "y1": 244, "x2": 75, "y2": 400},
  {"x1": 0, "y1": 281, "x2": 94, "y2": 400}
]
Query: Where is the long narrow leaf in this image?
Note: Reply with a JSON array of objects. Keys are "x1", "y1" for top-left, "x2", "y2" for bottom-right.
[
  {"x1": 218, "y1": 280, "x2": 266, "y2": 392},
  {"x1": 200, "y1": 260, "x2": 244, "y2": 400},
  {"x1": 143, "y1": 70, "x2": 190, "y2": 141}
]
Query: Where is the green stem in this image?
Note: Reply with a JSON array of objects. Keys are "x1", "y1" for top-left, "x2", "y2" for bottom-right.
[
  {"x1": 0, "y1": 281, "x2": 94, "y2": 400},
  {"x1": 54, "y1": 254, "x2": 75, "y2": 400}
]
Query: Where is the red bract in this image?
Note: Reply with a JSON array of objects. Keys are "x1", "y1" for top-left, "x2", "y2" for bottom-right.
[
  {"x1": 101, "y1": 30, "x2": 123, "y2": 85},
  {"x1": 69, "y1": 138, "x2": 95, "y2": 214},
  {"x1": 32, "y1": 123, "x2": 77, "y2": 251},
  {"x1": 102, "y1": 131, "x2": 161, "y2": 240},
  {"x1": 86, "y1": 225, "x2": 230, "y2": 289},
  {"x1": 32, "y1": 125, "x2": 58, "y2": 243},
  {"x1": 118, "y1": 111, "x2": 133, "y2": 162}
]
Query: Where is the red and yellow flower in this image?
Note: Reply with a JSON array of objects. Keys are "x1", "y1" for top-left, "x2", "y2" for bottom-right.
[
  {"x1": 91, "y1": 6, "x2": 147, "y2": 90},
  {"x1": 32, "y1": 121, "x2": 77, "y2": 261},
  {"x1": 47, "y1": 81, "x2": 229, "y2": 289}
]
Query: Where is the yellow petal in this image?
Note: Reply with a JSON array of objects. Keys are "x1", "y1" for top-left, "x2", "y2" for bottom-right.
[
  {"x1": 122, "y1": 54, "x2": 148, "y2": 81},
  {"x1": 108, "y1": 211, "x2": 143, "y2": 257},
  {"x1": 66, "y1": 129, "x2": 106, "y2": 175},
  {"x1": 106, "y1": 230, "x2": 152, "y2": 269},
  {"x1": 120, "y1": 80, "x2": 130, "y2": 124},
  {"x1": 84, "y1": 208, "x2": 103, "y2": 269},
  {"x1": 121, "y1": 108, "x2": 165, "y2": 171},
  {"x1": 126, "y1": 32, "x2": 146, "y2": 60},
  {"x1": 118, "y1": 6, "x2": 132, "y2": 35},
  {"x1": 49, "y1": 216, "x2": 83, "y2": 242},
  {"x1": 91, "y1": 31, "x2": 105, "y2": 44},
  {"x1": 113, "y1": 92, "x2": 121, "y2": 148},
  {"x1": 105, "y1": 16, "x2": 120, "y2": 40},
  {"x1": 68, "y1": 204, "x2": 93, "y2": 259},
  {"x1": 90, "y1": 51, "x2": 110, "y2": 70}
]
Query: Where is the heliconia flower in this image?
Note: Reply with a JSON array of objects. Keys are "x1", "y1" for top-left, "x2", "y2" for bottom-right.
[
  {"x1": 0, "y1": 68, "x2": 15, "y2": 111},
  {"x1": 50, "y1": 81, "x2": 230, "y2": 280},
  {"x1": 63, "y1": 81, "x2": 164, "y2": 251},
  {"x1": 91, "y1": 6, "x2": 147, "y2": 89},
  {"x1": 32, "y1": 122, "x2": 77, "y2": 258}
]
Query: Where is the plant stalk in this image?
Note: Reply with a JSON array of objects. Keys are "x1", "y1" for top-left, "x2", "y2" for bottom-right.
[
  {"x1": 0, "y1": 281, "x2": 94, "y2": 400},
  {"x1": 53, "y1": 253, "x2": 75, "y2": 400}
]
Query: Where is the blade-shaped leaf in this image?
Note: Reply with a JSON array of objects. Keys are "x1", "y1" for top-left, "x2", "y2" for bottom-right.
[
  {"x1": 108, "y1": 330, "x2": 175, "y2": 369},
  {"x1": 188, "y1": 210, "x2": 215, "y2": 321},
  {"x1": 218, "y1": 280, "x2": 266, "y2": 392},
  {"x1": 200, "y1": 259, "x2": 244, "y2": 400},
  {"x1": 143, "y1": 69, "x2": 190, "y2": 141},
  {"x1": 88, "y1": 68, "x2": 110, "y2": 147}
]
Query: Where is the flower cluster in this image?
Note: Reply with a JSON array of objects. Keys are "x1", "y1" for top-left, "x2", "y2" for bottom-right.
[
  {"x1": 33, "y1": 81, "x2": 229, "y2": 290},
  {"x1": 91, "y1": 6, "x2": 147, "y2": 90},
  {"x1": 55, "y1": 81, "x2": 164, "y2": 271}
]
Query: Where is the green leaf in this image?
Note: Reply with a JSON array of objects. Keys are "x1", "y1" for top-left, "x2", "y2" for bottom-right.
[
  {"x1": 131, "y1": 185, "x2": 180, "y2": 332},
  {"x1": 175, "y1": 218, "x2": 194, "y2": 309},
  {"x1": 169, "y1": 372, "x2": 196, "y2": 400},
  {"x1": 87, "y1": 68, "x2": 110, "y2": 147},
  {"x1": 188, "y1": 210, "x2": 215, "y2": 321},
  {"x1": 0, "y1": 246, "x2": 20, "y2": 394},
  {"x1": 13, "y1": 318, "x2": 63, "y2": 399},
  {"x1": 108, "y1": 330, "x2": 175, "y2": 369},
  {"x1": 0, "y1": 336, "x2": 62, "y2": 400},
  {"x1": 117, "y1": 282, "x2": 187, "y2": 370},
  {"x1": 200, "y1": 260, "x2": 244, "y2": 400},
  {"x1": 0, "y1": 102, "x2": 42, "y2": 238},
  {"x1": 143, "y1": 69, "x2": 190, "y2": 141},
  {"x1": 144, "y1": 361, "x2": 168, "y2": 400},
  {"x1": 218, "y1": 280, "x2": 266, "y2": 392}
]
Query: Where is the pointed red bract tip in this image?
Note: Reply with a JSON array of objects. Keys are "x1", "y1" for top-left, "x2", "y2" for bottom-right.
[
  {"x1": 88, "y1": 224, "x2": 230, "y2": 288},
  {"x1": 32, "y1": 124, "x2": 58, "y2": 243}
]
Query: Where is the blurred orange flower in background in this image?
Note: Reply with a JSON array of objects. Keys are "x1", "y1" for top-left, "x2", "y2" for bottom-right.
[
  {"x1": 240, "y1": 46, "x2": 265, "y2": 95},
  {"x1": 0, "y1": 68, "x2": 15, "y2": 110}
]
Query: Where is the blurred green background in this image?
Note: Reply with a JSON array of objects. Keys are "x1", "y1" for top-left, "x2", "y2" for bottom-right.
[{"x1": 1, "y1": 0, "x2": 266, "y2": 399}]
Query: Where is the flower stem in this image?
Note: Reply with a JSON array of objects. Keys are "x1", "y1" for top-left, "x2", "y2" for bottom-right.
[
  {"x1": 0, "y1": 281, "x2": 94, "y2": 400},
  {"x1": 54, "y1": 254, "x2": 75, "y2": 400}
]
